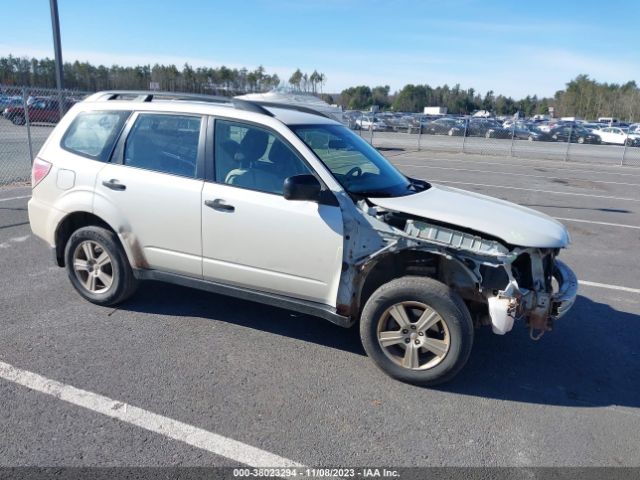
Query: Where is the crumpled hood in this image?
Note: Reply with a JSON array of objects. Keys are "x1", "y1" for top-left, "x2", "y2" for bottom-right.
[{"x1": 370, "y1": 184, "x2": 570, "y2": 248}]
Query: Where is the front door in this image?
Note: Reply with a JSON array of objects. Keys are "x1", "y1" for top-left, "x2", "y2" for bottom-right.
[{"x1": 201, "y1": 119, "x2": 343, "y2": 306}]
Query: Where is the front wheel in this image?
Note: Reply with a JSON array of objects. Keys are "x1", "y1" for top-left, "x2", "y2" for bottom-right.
[
  {"x1": 64, "y1": 226, "x2": 138, "y2": 306},
  {"x1": 360, "y1": 276, "x2": 474, "y2": 386},
  {"x1": 11, "y1": 114, "x2": 25, "y2": 125}
]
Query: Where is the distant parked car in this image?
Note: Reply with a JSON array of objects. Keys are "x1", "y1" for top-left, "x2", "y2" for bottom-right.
[
  {"x1": 594, "y1": 127, "x2": 640, "y2": 146},
  {"x1": 524, "y1": 125, "x2": 555, "y2": 142},
  {"x1": 0, "y1": 95, "x2": 23, "y2": 109},
  {"x1": 580, "y1": 123, "x2": 604, "y2": 133},
  {"x1": 549, "y1": 126, "x2": 601, "y2": 144},
  {"x1": 355, "y1": 116, "x2": 388, "y2": 131},
  {"x1": 3, "y1": 96, "x2": 76, "y2": 125},
  {"x1": 506, "y1": 122, "x2": 552, "y2": 141},
  {"x1": 468, "y1": 118, "x2": 511, "y2": 138},
  {"x1": 424, "y1": 117, "x2": 464, "y2": 135}
]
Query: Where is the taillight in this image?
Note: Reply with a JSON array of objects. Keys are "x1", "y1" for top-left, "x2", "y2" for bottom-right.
[{"x1": 31, "y1": 157, "x2": 52, "y2": 188}]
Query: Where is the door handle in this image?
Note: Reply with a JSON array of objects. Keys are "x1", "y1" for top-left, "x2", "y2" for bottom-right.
[
  {"x1": 204, "y1": 199, "x2": 235, "y2": 212},
  {"x1": 102, "y1": 179, "x2": 126, "y2": 191}
]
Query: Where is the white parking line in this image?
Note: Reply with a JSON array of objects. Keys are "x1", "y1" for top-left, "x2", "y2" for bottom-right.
[
  {"x1": 430, "y1": 180, "x2": 640, "y2": 202},
  {"x1": 555, "y1": 217, "x2": 640, "y2": 230},
  {"x1": 579, "y1": 281, "x2": 640, "y2": 294},
  {"x1": 0, "y1": 360, "x2": 304, "y2": 468},
  {"x1": 398, "y1": 164, "x2": 640, "y2": 187},
  {"x1": 0, "y1": 195, "x2": 30, "y2": 203},
  {"x1": 0, "y1": 235, "x2": 31, "y2": 249}
]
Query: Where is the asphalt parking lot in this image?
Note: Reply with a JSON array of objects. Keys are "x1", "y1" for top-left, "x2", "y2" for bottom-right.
[{"x1": 0, "y1": 152, "x2": 639, "y2": 470}]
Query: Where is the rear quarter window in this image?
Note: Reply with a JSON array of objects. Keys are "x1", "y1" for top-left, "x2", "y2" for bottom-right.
[{"x1": 61, "y1": 111, "x2": 130, "y2": 161}]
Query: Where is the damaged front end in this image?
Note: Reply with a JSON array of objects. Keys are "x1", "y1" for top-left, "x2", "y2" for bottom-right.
[
  {"x1": 336, "y1": 196, "x2": 578, "y2": 340},
  {"x1": 401, "y1": 217, "x2": 577, "y2": 339}
]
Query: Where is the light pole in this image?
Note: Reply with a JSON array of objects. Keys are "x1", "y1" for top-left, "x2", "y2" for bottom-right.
[{"x1": 50, "y1": 0, "x2": 64, "y2": 118}]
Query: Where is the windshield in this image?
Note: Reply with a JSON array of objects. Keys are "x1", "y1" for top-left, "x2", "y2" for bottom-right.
[{"x1": 291, "y1": 124, "x2": 414, "y2": 197}]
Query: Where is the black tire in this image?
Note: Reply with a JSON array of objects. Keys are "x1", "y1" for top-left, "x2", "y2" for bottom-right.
[
  {"x1": 11, "y1": 114, "x2": 25, "y2": 126},
  {"x1": 360, "y1": 276, "x2": 473, "y2": 386},
  {"x1": 64, "y1": 226, "x2": 138, "y2": 306}
]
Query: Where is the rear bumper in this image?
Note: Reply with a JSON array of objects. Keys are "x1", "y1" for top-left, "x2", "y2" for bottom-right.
[
  {"x1": 28, "y1": 197, "x2": 61, "y2": 247},
  {"x1": 551, "y1": 260, "x2": 578, "y2": 319}
]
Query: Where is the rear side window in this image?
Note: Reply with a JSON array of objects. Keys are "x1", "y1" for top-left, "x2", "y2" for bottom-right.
[
  {"x1": 124, "y1": 114, "x2": 201, "y2": 178},
  {"x1": 61, "y1": 111, "x2": 130, "y2": 161}
]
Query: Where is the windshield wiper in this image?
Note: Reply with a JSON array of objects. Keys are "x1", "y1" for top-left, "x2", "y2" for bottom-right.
[{"x1": 351, "y1": 189, "x2": 394, "y2": 198}]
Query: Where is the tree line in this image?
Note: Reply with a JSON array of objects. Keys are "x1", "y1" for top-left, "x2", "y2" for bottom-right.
[
  {"x1": 339, "y1": 84, "x2": 552, "y2": 118},
  {"x1": 339, "y1": 76, "x2": 639, "y2": 121},
  {"x1": 553, "y1": 74, "x2": 639, "y2": 122},
  {"x1": 0, "y1": 55, "x2": 319, "y2": 94},
  {"x1": 1, "y1": 55, "x2": 637, "y2": 121}
]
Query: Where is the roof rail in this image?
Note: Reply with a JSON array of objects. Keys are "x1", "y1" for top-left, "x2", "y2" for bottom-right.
[
  {"x1": 85, "y1": 90, "x2": 233, "y2": 105},
  {"x1": 83, "y1": 90, "x2": 329, "y2": 119}
]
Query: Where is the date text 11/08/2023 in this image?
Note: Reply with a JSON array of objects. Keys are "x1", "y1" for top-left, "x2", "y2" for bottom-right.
[{"x1": 232, "y1": 468, "x2": 400, "y2": 478}]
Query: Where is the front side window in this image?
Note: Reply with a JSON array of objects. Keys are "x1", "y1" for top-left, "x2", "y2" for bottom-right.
[
  {"x1": 124, "y1": 114, "x2": 201, "y2": 178},
  {"x1": 62, "y1": 110, "x2": 130, "y2": 161},
  {"x1": 214, "y1": 120, "x2": 311, "y2": 195},
  {"x1": 292, "y1": 124, "x2": 413, "y2": 197}
]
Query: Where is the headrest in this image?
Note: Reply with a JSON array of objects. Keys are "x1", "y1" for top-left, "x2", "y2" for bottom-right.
[{"x1": 239, "y1": 129, "x2": 269, "y2": 163}]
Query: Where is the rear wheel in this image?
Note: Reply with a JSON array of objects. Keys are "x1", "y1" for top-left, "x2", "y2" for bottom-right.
[
  {"x1": 360, "y1": 276, "x2": 474, "y2": 386},
  {"x1": 64, "y1": 226, "x2": 138, "y2": 306}
]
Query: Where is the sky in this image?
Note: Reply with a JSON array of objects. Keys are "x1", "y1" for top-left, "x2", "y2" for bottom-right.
[{"x1": 1, "y1": 0, "x2": 638, "y2": 98}]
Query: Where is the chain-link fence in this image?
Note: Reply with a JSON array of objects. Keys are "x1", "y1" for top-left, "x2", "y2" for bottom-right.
[
  {"x1": 344, "y1": 111, "x2": 640, "y2": 167},
  {"x1": 2, "y1": 87, "x2": 640, "y2": 187},
  {"x1": 0, "y1": 85, "x2": 91, "y2": 186}
]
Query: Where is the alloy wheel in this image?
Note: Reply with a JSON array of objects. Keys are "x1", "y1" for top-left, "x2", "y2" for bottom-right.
[
  {"x1": 376, "y1": 301, "x2": 450, "y2": 370},
  {"x1": 72, "y1": 240, "x2": 114, "y2": 293}
]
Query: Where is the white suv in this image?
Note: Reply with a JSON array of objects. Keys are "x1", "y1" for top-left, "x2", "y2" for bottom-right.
[{"x1": 28, "y1": 91, "x2": 578, "y2": 385}]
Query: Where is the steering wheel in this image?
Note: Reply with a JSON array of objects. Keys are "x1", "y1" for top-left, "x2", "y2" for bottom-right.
[{"x1": 345, "y1": 166, "x2": 362, "y2": 178}]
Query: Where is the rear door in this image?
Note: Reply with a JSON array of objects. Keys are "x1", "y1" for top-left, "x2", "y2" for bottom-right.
[
  {"x1": 94, "y1": 112, "x2": 205, "y2": 277},
  {"x1": 200, "y1": 119, "x2": 343, "y2": 305}
]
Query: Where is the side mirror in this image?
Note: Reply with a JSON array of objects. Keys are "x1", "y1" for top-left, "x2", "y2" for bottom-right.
[{"x1": 283, "y1": 174, "x2": 322, "y2": 202}]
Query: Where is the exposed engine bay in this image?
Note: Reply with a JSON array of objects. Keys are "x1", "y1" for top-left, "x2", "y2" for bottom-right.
[{"x1": 335, "y1": 195, "x2": 578, "y2": 340}]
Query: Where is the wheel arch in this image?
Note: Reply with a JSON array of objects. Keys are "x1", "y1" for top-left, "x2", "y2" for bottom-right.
[
  {"x1": 54, "y1": 211, "x2": 130, "y2": 267},
  {"x1": 355, "y1": 249, "x2": 476, "y2": 320}
]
